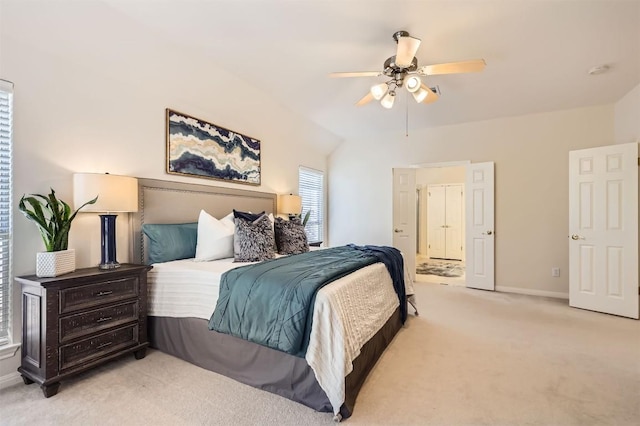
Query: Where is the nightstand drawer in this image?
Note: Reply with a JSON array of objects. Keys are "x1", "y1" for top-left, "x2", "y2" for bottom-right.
[
  {"x1": 59, "y1": 324, "x2": 139, "y2": 371},
  {"x1": 60, "y1": 276, "x2": 139, "y2": 314},
  {"x1": 59, "y1": 301, "x2": 139, "y2": 343}
]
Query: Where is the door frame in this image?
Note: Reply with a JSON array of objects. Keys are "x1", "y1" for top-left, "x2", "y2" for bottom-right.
[{"x1": 398, "y1": 160, "x2": 473, "y2": 284}]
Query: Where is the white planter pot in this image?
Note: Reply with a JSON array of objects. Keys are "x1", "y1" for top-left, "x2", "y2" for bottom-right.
[{"x1": 36, "y1": 249, "x2": 76, "y2": 277}]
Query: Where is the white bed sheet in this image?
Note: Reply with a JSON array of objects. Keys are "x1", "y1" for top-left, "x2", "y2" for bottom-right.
[
  {"x1": 147, "y1": 255, "x2": 402, "y2": 416},
  {"x1": 147, "y1": 257, "x2": 237, "y2": 320}
]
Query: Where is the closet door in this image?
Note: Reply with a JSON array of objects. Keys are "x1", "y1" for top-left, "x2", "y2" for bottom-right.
[
  {"x1": 445, "y1": 185, "x2": 464, "y2": 260},
  {"x1": 427, "y1": 185, "x2": 446, "y2": 258}
]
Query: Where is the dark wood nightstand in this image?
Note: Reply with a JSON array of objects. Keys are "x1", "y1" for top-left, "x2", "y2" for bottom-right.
[
  {"x1": 16, "y1": 264, "x2": 152, "y2": 397},
  {"x1": 309, "y1": 241, "x2": 323, "y2": 247}
]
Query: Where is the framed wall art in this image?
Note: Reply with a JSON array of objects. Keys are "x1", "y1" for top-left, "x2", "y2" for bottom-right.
[{"x1": 166, "y1": 109, "x2": 261, "y2": 185}]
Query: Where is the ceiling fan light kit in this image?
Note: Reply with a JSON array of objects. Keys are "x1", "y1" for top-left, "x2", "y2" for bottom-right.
[
  {"x1": 331, "y1": 30, "x2": 486, "y2": 109},
  {"x1": 405, "y1": 76, "x2": 421, "y2": 93},
  {"x1": 412, "y1": 85, "x2": 429, "y2": 103},
  {"x1": 395, "y1": 34, "x2": 421, "y2": 68},
  {"x1": 370, "y1": 82, "x2": 389, "y2": 100},
  {"x1": 381, "y1": 91, "x2": 396, "y2": 109},
  {"x1": 418, "y1": 84, "x2": 440, "y2": 104}
]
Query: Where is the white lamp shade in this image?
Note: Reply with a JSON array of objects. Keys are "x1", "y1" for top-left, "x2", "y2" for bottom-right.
[
  {"x1": 395, "y1": 36, "x2": 421, "y2": 68},
  {"x1": 412, "y1": 83, "x2": 440, "y2": 104},
  {"x1": 412, "y1": 88, "x2": 428, "y2": 103},
  {"x1": 73, "y1": 173, "x2": 138, "y2": 213},
  {"x1": 380, "y1": 92, "x2": 396, "y2": 109},
  {"x1": 278, "y1": 194, "x2": 302, "y2": 215},
  {"x1": 370, "y1": 83, "x2": 388, "y2": 101}
]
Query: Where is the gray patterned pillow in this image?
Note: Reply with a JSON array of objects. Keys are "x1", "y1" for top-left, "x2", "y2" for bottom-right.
[
  {"x1": 274, "y1": 216, "x2": 309, "y2": 255},
  {"x1": 233, "y1": 214, "x2": 276, "y2": 262}
]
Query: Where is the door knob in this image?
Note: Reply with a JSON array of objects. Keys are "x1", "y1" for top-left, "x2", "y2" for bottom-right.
[
  {"x1": 482, "y1": 230, "x2": 493, "y2": 235},
  {"x1": 570, "y1": 234, "x2": 582, "y2": 240},
  {"x1": 394, "y1": 228, "x2": 402, "y2": 233}
]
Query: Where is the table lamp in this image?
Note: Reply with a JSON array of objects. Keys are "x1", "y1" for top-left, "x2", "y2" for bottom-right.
[
  {"x1": 278, "y1": 194, "x2": 302, "y2": 218},
  {"x1": 73, "y1": 173, "x2": 138, "y2": 269}
]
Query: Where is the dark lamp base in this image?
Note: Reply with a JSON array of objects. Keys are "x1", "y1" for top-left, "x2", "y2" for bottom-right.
[
  {"x1": 99, "y1": 214, "x2": 120, "y2": 270},
  {"x1": 99, "y1": 262, "x2": 121, "y2": 270}
]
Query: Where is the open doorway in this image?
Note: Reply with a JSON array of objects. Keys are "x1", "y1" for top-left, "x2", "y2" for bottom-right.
[
  {"x1": 393, "y1": 161, "x2": 494, "y2": 290},
  {"x1": 415, "y1": 165, "x2": 466, "y2": 286}
]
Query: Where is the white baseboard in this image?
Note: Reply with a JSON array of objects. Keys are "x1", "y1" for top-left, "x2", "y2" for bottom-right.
[
  {"x1": 496, "y1": 285, "x2": 569, "y2": 300},
  {"x1": 0, "y1": 371, "x2": 22, "y2": 389}
]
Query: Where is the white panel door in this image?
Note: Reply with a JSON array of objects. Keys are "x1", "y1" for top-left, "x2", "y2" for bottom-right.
[
  {"x1": 393, "y1": 168, "x2": 417, "y2": 282},
  {"x1": 445, "y1": 185, "x2": 464, "y2": 260},
  {"x1": 569, "y1": 143, "x2": 638, "y2": 319},
  {"x1": 465, "y1": 163, "x2": 495, "y2": 290},
  {"x1": 428, "y1": 184, "x2": 464, "y2": 260},
  {"x1": 427, "y1": 185, "x2": 446, "y2": 258}
]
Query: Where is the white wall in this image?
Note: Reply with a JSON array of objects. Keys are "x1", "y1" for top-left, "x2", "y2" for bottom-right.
[
  {"x1": 0, "y1": 3, "x2": 341, "y2": 379},
  {"x1": 329, "y1": 105, "x2": 614, "y2": 296},
  {"x1": 614, "y1": 83, "x2": 640, "y2": 144}
]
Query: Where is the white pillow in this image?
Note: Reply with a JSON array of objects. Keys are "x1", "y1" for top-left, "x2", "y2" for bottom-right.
[
  {"x1": 194, "y1": 210, "x2": 234, "y2": 261},
  {"x1": 220, "y1": 212, "x2": 235, "y2": 231}
]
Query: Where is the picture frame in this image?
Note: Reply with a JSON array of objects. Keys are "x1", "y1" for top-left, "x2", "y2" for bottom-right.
[{"x1": 165, "y1": 108, "x2": 261, "y2": 185}]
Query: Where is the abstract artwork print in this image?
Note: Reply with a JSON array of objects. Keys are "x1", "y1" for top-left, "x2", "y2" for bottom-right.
[{"x1": 166, "y1": 109, "x2": 261, "y2": 185}]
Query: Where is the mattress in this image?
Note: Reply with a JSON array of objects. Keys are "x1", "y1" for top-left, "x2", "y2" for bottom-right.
[{"x1": 147, "y1": 254, "x2": 401, "y2": 415}]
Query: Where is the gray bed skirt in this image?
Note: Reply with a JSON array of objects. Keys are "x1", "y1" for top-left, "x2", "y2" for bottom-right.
[{"x1": 149, "y1": 306, "x2": 402, "y2": 419}]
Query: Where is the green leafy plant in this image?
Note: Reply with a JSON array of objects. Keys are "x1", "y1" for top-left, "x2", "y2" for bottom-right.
[
  {"x1": 287, "y1": 210, "x2": 311, "y2": 226},
  {"x1": 302, "y1": 210, "x2": 311, "y2": 226},
  {"x1": 19, "y1": 189, "x2": 98, "y2": 252}
]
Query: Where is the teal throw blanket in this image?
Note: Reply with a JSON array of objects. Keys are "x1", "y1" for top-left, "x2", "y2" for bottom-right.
[{"x1": 208, "y1": 246, "x2": 383, "y2": 356}]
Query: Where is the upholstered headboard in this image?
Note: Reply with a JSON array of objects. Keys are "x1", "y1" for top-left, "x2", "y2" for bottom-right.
[{"x1": 130, "y1": 178, "x2": 277, "y2": 264}]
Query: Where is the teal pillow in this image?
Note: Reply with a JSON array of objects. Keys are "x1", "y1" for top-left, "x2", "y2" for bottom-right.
[{"x1": 142, "y1": 222, "x2": 198, "y2": 264}]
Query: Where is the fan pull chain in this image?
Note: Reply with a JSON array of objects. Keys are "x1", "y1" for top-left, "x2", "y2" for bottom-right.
[{"x1": 405, "y1": 92, "x2": 409, "y2": 137}]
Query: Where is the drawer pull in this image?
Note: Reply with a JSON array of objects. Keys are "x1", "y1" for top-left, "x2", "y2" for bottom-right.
[
  {"x1": 96, "y1": 316, "x2": 113, "y2": 323},
  {"x1": 97, "y1": 341, "x2": 113, "y2": 350},
  {"x1": 97, "y1": 290, "x2": 113, "y2": 297}
]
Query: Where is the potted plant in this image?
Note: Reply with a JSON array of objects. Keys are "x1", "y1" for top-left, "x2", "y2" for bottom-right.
[
  {"x1": 289, "y1": 210, "x2": 311, "y2": 226},
  {"x1": 302, "y1": 210, "x2": 311, "y2": 226},
  {"x1": 19, "y1": 188, "x2": 97, "y2": 277}
]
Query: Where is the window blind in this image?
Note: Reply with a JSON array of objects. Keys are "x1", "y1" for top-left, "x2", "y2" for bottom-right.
[
  {"x1": 298, "y1": 167, "x2": 324, "y2": 243},
  {"x1": 0, "y1": 80, "x2": 13, "y2": 345}
]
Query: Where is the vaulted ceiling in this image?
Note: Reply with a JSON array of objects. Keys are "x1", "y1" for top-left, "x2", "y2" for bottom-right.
[{"x1": 6, "y1": 1, "x2": 640, "y2": 141}]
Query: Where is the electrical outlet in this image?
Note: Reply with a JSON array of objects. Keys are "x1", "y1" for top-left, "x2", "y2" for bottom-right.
[{"x1": 552, "y1": 267, "x2": 560, "y2": 277}]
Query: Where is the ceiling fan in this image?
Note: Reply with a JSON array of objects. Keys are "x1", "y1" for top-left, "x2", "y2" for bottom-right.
[{"x1": 330, "y1": 30, "x2": 486, "y2": 109}]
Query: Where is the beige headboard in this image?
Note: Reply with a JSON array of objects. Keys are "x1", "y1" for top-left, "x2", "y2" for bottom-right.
[{"x1": 130, "y1": 178, "x2": 277, "y2": 264}]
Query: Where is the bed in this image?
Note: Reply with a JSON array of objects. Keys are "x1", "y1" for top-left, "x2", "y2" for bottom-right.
[{"x1": 130, "y1": 178, "x2": 411, "y2": 421}]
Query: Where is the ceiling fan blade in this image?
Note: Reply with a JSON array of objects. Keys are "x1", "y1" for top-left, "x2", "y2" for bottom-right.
[
  {"x1": 355, "y1": 92, "x2": 374, "y2": 106},
  {"x1": 421, "y1": 86, "x2": 439, "y2": 104},
  {"x1": 395, "y1": 36, "x2": 421, "y2": 68},
  {"x1": 418, "y1": 59, "x2": 486, "y2": 76},
  {"x1": 329, "y1": 71, "x2": 382, "y2": 78}
]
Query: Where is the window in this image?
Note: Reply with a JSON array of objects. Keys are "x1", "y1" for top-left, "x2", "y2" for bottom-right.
[
  {"x1": 0, "y1": 80, "x2": 13, "y2": 346},
  {"x1": 298, "y1": 167, "x2": 324, "y2": 243}
]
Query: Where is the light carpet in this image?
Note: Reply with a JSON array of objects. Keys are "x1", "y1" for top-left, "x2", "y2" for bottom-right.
[{"x1": 1, "y1": 283, "x2": 639, "y2": 425}]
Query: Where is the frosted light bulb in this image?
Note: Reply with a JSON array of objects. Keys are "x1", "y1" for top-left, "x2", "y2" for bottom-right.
[{"x1": 406, "y1": 76, "x2": 421, "y2": 93}]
